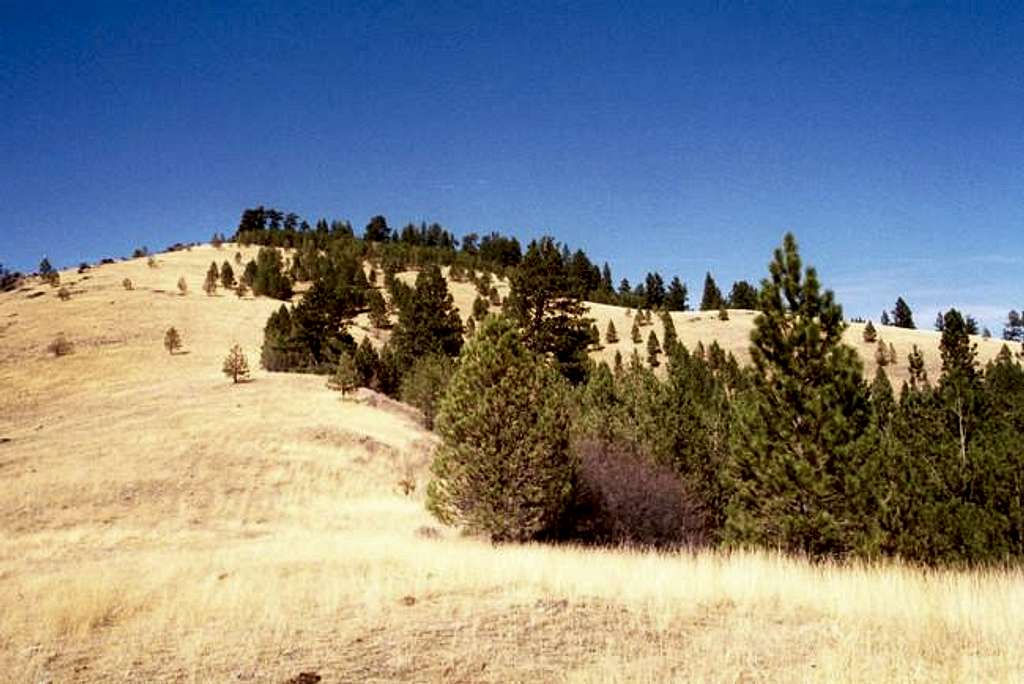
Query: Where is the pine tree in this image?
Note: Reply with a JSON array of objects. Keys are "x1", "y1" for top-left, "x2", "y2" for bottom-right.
[
  {"x1": 907, "y1": 344, "x2": 928, "y2": 389},
  {"x1": 426, "y1": 317, "x2": 574, "y2": 542},
  {"x1": 863, "y1": 320, "x2": 877, "y2": 343},
  {"x1": 235, "y1": 280, "x2": 248, "y2": 298},
  {"x1": 660, "y1": 312, "x2": 677, "y2": 352},
  {"x1": 613, "y1": 349, "x2": 623, "y2": 374},
  {"x1": 647, "y1": 330, "x2": 662, "y2": 368},
  {"x1": 220, "y1": 261, "x2": 235, "y2": 289},
  {"x1": 505, "y1": 237, "x2": 592, "y2": 383},
  {"x1": 177, "y1": 276, "x2": 188, "y2": 295},
  {"x1": 367, "y1": 289, "x2": 390, "y2": 329},
  {"x1": 875, "y1": 339, "x2": 889, "y2": 367},
  {"x1": 892, "y1": 297, "x2": 915, "y2": 329},
  {"x1": 203, "y1": 262, "x2": 218, "y2": 295},
  {"x1": 472, "y1": 295, "x2": 489, "y2": 321},
  {"x1": 465, "y1": 316, "x2": 476, "y2": 337},
  {"x1": 605, "y1": 320, "x2": 618, "y2": 344},
  {"x1": 718, "y1": 306, "x2": 729, "y2": 321},
  {"x1": 390, "y1": 264, "x2": 463, "y2": 367},
  {"x1": 725, "y1": 233, "x2": 879, "y2": 557},
  {"x1": 880, "y1": 310, "x2": 891, "y2": 326},
  {"x1": 222, "y1": 344, "x2": 250, "y2": 383},
  {"x1": 164, "y1": 327, "x2": 182, "y2": 354},
  {"x1": 700, "y1": 272, "x2": 724, "y2": 311},
  {"x1": 888, "y1": 342, "x2": 897, "y2": 366},
  {"x1": 327, "y1": 352, "x2": 360, "y2": 397},
  {"x1": 400, "y1": 354, "x2": 455, "y2": 430},
  {"x1": 727, "y1": 280, "x2": 759, "y2": 310},
  {"x1": 665, "y1": 276, "x2": 688, "y2": 311},
  {"x1": 631, "y1": 318, "x2": 642, "y2": 343}
]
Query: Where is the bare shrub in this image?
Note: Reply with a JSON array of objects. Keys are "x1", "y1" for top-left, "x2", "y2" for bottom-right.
[
  {"x1": 567, "y1": 439, "x2": 707, "y2": 549},
  {"x1": 57, "y1": 287, "x2": 71, "y2": 301},
  {"x1": 122, "y1": 278, "x2": 133, "y2": 291},
  {"x1": 47, "y1": 333, "x2": 74, "y2": 357}
]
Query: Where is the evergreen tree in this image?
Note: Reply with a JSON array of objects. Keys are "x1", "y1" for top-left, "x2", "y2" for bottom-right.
[
  {"x1": 164, "y1": 327, "x2": 182, "y2": 355},
  {"x1": 472, "y1": 295, "x2": 489, "y2": 321},
  {"x1": 177, "y1": 276, "x2": 188, "y2": 295},
  {"x1": 426, "y1": 317, "x2": 574, "y2": 542},
  {"x1": 875, "y1": 339, "x2": 889, "y2": 367},
  {"x1": 700, "y1": 272, "x2": 724, "y2": 311},
  {"x1": 222, "y1": 344, "x2": 250, "y2": 383},
  {"x1": 907, "y1": 344, "x2": 928, "y2": 389},
  {"x1": 631, "y1": 318, "x2": 642, "y2": 343},
  {"x1": 647, "y1": 330, "x2": 662, "y2": 368},
  {"x1": 892, "y1": 297, "x2": 915, "y2": 329},
  {"x1": 289, "y1": 279, "x2": 357, "y2": 369},
  {"x1": 880, "y1": 310, "x2": 891, "y2": 326},
  {"x1": 363, "y1": 215, "x2": 391, "y2": 242},
  {"x1": 1003, "y1": 310, "x2": 1023, "y2": 342},
  {"x1": 203, "y1": 262, "x2": 219, "y2": 295},
  {"x1": 862, "y1": 320, "x2": 877, "y2": 343},
  {"x1": 727, "y1": 280, "x2": 759, "y2": 310},
  {"x1": 326, "y1": 352, "x2": 360, "y2": 397},
  {"x1": 505, "y1": 237, "x2": 592, "y2": 384},
  {"x1": 235, "y1": 280, "x2": 248, "y2": 298},
  {"x1": 665, "y1": 276, "x2": 688, "y2": 311},
  {"x1": 391, "y1": 264, "x2": 463, "y2": 367},
  {"x1": 39, "y1": 257, "x2": 59, "y2": 286},
  {"x1": 367, "y1": 289, "x2": 390, "y2": 329},
  {"x1": 465, "y1": 315, "x2": 476, "y2": 337},
  {"x1": 400, "y1": 354, "x2": 455, "y2": 430},
  {"x1": 605, "y1": 320, "x2": 618, "y2": 344},
  {"x1": 613, "y1": 349, "x2": 623, "y2": 374},
  {"x1": 718, "y1": 306, "x2": 729, "y2": 321},
  {"x1": 726, "y1": 233, "x2": 879, "y2": 557},
  {"x1": 660, "y1": 312, "x2": 678, "y2": 352},
  {"x1": 220, "y1": 261, "x2": 235, "y2": 289},
  {"x1": 353, "y1": 336, "x2": 380, "y2": 388}
]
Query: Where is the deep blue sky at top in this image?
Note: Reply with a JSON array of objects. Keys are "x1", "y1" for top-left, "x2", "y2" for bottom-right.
[{"x1": 2, "y1": 1, "x2": 1022, "y2": 328}]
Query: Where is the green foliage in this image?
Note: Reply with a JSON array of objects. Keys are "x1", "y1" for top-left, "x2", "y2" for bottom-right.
[
  {"x1": 390, "y1": 265, "x2": 463, "y2": 369},
  {"x1": 400, "y1": 354, "x2": 455, "y2": 429},
  {"x1": 504, "y1": 237, "x2": 593, "y2": 384},
  {"x1": 251, "y1": 247, "x2": 293, "y2": 300},
  {"x1": 725, "y1": 233, "x2": 880, "y2": 558},
  {"x1": 220, "y1": 261, "x2": 235, "y2": 289},
  {"x1": 863, "y1": 320, "x2": 877, "y2": 343},
  {"x1": 472, "y1": 294, "x2": 489, "y2": 321},
  {"x1": 605, "y1": 320, "x2": 618, "y2": 345},
  {"x1": 204, "y1": 262, "x2": 219, "y2": 295},
  {"x1": 326, "y1": 352, "x2": 360, "y2": 397},
  {"x1": 891, "y1": 297, "x2": 915, "y2": 329},
  {"x1": 366, "y1": 289, "x2": 390, "y2": 329},
  {"x1": 427, "y1": 317, "x2": 574, "y2": 542},
  {"x1": 646, "y1": 330, "x2": 661, "y2": 368},
  {"x1": 699, "y1": 272, "x2": 724, "y2": 311},
  {"x1": 727, "y1": 280, "x2": 759, "y2": 309}
]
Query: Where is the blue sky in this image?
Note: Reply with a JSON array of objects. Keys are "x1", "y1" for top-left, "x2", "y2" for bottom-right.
[{"x1": 2, "y1": 1, "x2": 1021, "y2": 331}]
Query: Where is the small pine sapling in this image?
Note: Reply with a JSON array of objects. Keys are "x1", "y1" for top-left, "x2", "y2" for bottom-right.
[
  {"x1": 164, "y1": 327, "x2": 182, "y2": 354},
  {"x1": 222, "y1": 344, "x2": 250, "y2": 383}
]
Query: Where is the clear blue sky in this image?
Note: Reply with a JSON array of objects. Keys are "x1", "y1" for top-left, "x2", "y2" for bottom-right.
[{"x1": 2, "y1": 1, "x2": 1022, "y2": 330}]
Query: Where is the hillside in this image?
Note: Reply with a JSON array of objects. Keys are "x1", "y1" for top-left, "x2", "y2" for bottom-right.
[{"x1": 1, "y1": 245, "x2": 1022, "y2": 682}]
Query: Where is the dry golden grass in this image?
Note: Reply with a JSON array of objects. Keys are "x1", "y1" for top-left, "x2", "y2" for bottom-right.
[{"x1": 1, "y1": 244, "x2": 1020, "y2": 682}]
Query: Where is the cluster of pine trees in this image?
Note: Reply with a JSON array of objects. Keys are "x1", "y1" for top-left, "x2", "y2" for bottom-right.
[
  {"x1": 231, "y1": 207, "x2": 1024, "y2": 564},
  {"x1": 430, "y1": 233, "x2": 1024, "y2": 565}
]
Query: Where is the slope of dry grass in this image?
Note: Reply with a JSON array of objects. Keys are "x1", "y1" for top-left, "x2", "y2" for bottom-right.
[{"x1": 1, "y1": 245, "x2": 1020, "y2": 682}]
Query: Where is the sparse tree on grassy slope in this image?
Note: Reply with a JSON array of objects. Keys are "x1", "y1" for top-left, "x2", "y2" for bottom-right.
[
  {"x1": 164, "y1": 327, "x2": 182, "y2": 355},
  {"x1": 223, "y1": 344, "x2": 250, "y2": 383}
]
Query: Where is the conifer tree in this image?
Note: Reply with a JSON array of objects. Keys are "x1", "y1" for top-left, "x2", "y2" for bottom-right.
[
  {"x1": 647, "y1": 330, "x2": 662, "y2": 368},
  {"x1": 631, "y1": 318, "x2": 642, "y2": 343},
  {"x1": 203, "y1": 262, "x2": 218, "y2": 295},
  {"x1": 367, "y1": 289, "x2": 390, "y2": 329},
  {"x1": 472, "y1": 295, "x2": 489, "y2": 321},
  {"x1": 164, "y1": 327, "x2": 182, "y2": 355},
  {"x1": 862, "y1": 320, "x2": 877, "y2": 343},
  {"x1": 718, "y1": 306, "x2": 729, "y2": 321},
  {"x1": 235, "y1": 280, "x2": 248, "y2": 298},
  {"x1": 726, "y1": 233, "x2": 879, "y2": 557},
  {"x1": 888, "y1": 342, "x2": 897, "y2": 365},
  {"x1": 390, "y1": 264, "x2": 463, "y2": 367},
  {"x1": 400, "y1": 354, "x2": 455, "y2": 430},
  {"x1": 465, "y1": 315, "x2": 476, "y2": 337},
  {"x1": 326, "y1": 352, "x2": 360, "y2": 397},
  {"x1": 177, "y1": 276, "x2": 188, "y2": 295},
  {"x1": 875, "y1": 339, "x2": 890, "y2": 367},
  {"x1": 700, "y1": 272, "x2": 724, "y2": 311},
  {"x1": 613, "y1": 349, "x2": 624, "y2": 375},
  {"x1": 605, "y1": 320, "x2": 618, "y2": 344},
  {"x1": 660, "y1": 312, "x2": 678, "y2": 352},
  {"x1": 426, "y1": 317, "x2": 574, "y2": 542},
  {"x1": 665, "y1": 276, "x2": 688, "y2": 311},
  {"x1": 892, "y1": 297, "x2": 915, "y2": 329},
  {"x1": 220, "y1": 261, "x2": 235, "y2": 289},
  {"x1": 880, "y1": 310, "x2": 891, "y2": 326},
  {"x1": 222, "y1": 344, "x2": 250, "y2": 383},
  {"x1": 907, "y1": 344, "x2": 928, "y2": 389},
  {"x1": 505, "y1": 237, "x2": 592, "y2": 383}
]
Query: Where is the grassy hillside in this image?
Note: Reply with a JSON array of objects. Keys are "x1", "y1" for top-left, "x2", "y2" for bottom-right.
[{"x1": 1, "y1": 245, "x2": 1021, "y2": 682}]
